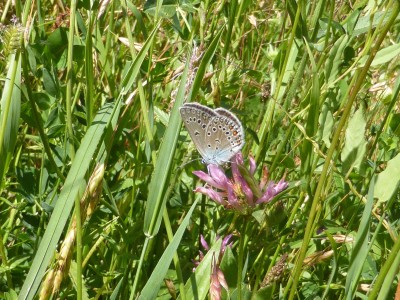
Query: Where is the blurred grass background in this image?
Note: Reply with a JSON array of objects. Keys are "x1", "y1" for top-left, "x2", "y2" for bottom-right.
[{"x1": 0, "y1": 0, "x2": 399, "y2": 299}]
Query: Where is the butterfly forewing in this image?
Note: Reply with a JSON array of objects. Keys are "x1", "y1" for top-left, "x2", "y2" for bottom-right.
[{"x1": 180, "y1": 103, "x2": 245, "y2": 165}]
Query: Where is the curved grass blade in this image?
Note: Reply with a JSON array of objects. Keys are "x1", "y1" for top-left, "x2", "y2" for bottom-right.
[
  {"x1": 189, "y1": 26, "x2": 224, "y2": 100},
  {"x1": 0, "y1": 53, "x2": 21, "y2": 189},
  {"x1": 18, "y1": 102, "x2": 120, "y2": 300},
  {"x1": 121, "y1": 23, "x2": 160, "y2": 94},
  {"x1": 143, "y1": 60, "x2": 189, "y2": 237},
  {"x1": 345, "y1": 177, "x2": 375, "y2": 299},
  {"x1": 139, "y1": 199, "x2": 199, "y2": 299}
]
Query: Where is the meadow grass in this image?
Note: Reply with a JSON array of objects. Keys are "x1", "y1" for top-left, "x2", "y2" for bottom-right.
[{"x1": 0, "y1": 0, "x2": 400, "y2": 299}]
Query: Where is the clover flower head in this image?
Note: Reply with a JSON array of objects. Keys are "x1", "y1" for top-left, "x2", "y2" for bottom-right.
[{"x1": 193, "y1": 153, "x2": 288, "y2": 214}]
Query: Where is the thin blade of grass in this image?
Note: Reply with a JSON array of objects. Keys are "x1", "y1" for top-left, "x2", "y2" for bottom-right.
[
  {"x1": 189, "y1": 27, "x2": 224, "y2": 100},
  {"x1": 121, "y1": 23, "x2": 160, "y2": 94},
  {"x1": 345, "y1": 177, "x2": 375, "y2": 299},
  {"x1": 143, "y1": 60, "x2": 189, "y2": 236},
  {"x1": 138, "y1": 199, "x2": 200, "y2": 299},
  {"x1": 84, "y1": 15, "x2": 95, "y2": 125},
  {"x1": 300, "y1": 40, "x2": 320, "y2": 177},
  {"x1": 369, "y1": 209, "x2": 400, "y2": 299}
]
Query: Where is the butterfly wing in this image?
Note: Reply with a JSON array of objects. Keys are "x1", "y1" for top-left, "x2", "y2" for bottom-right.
[
  {"x1": 214, "y1": 107, "x2": 245, "y2": 152},
  {"x1": 204, "y1": 108, "x2": 245, "y2": 164},
  {"x1": 179, "y1": 103, "x2": 218, "y2": 162}
]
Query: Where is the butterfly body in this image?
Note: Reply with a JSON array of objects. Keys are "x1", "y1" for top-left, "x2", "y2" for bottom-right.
[{"x1": 179, "y1": 103, "x2": 245, "y2": 165}]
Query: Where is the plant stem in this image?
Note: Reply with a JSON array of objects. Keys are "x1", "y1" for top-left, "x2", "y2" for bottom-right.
[{"x1": 237, "y1": 217, "x2": 249, "y2": 300}]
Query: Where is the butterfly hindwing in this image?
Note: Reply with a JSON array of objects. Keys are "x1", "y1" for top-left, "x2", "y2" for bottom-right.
[
  {"x1": 204, "y1": 110, "x2": 245, "y2": 164},
  {"x1": 179, "y1": 103, "x2": 218, "y2": 161}
]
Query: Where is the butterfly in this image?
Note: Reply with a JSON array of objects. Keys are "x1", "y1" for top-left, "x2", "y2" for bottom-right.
[{"x1": 179, "y1": 102, "x2": 245, "y2": 165}]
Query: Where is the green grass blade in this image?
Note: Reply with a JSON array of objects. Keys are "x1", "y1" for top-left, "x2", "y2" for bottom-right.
[
  {"x1": 84, "y1": 15, "x2": 95, "y2": 125},
  {"x1": 18, "y1": 102, "x2": 119, "y2": 300},
  {"x1": 138, "y1": 199, "x2": 199, "y2": 299},
  {"x1": 300, "y1": 40, "x2": 320, "y2": 177},
  {"x1": 120, "y1": 23, "x2": 160, "y2": 94},
  {"x1": 376, "y1": 245, "x2": 400, "y2": 299},
  {"x1": 325, "y1": 35, "x2": 349, "y2": 87},
  {"x1": 368, "y1": 210, "x2": 400, "y2": 299},
  {"x1": 143, "y1": 60, "x2": 189, "y2": 236},
  {"x1": 189, "y1": 27, "x2": 224, "y2": 100},
  {"x1": 0, "y1": 53, "x2": 21, "y2": 188},
  {"x1": 345, "y1": 178, "x2": 375, "y2": 299}
]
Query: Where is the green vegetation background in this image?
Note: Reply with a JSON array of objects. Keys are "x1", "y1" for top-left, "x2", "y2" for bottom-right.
[{"x1": 0, "y1": 0, "x2": 399, "y2": 299}]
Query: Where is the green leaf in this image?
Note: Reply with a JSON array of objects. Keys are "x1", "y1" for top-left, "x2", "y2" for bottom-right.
[
  {"x1": 325, "y1": 35, "x2": 349, "y2": 87},
  {"x1": 33, "y1": 92, "x2": 52, "y2": 110},
  {"x1": 180, "y1": 238, "x2": 223, "y2": 300},
  {"x1": 374, "y1": 153, "x2": 400, "y2": 203},
  {"x1": 358, "y1": 43, "x2": 400, "y2": 67},
  {"x1": 42, "y1": 68, "x2": 59, "y2": 97},
  {"x1": 352, "y1": 10, "x2": 396, "y2": 37},
  {"x1": 318, "y1": 102, "x2": 334, "y2": 148},
  {"x1": 253, "y1": 286, "x2": 274, "y2": 300},
  {"x1": 343, "y1": 8, "x2": 361, "y2": 36},
  {"x1": 45, "y1": 27, "x2": 68, "y2": 60},
  {"x1": 144, "y1": 0, "x2": 177, "y2": 18},
  {"x1": 300, "y1": 40, "x2": 320, "y2": 176},
  {"x1": 4, "y1": 289, "x2": 18, "y2": 300},
  {"x1": 341, "y1": 108, "x2": 367, "y2": 175}
]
